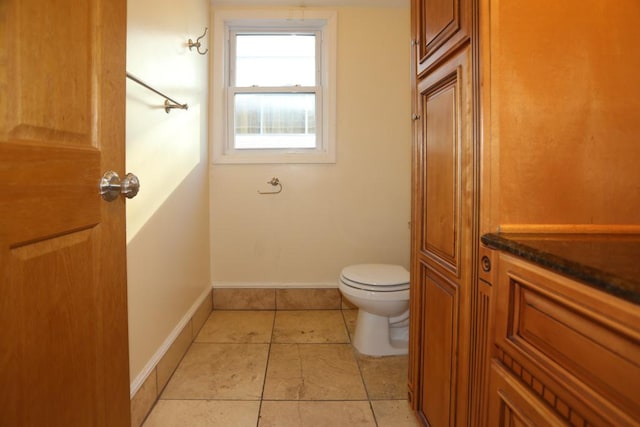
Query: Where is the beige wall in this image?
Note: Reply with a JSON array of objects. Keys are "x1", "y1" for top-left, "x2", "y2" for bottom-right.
[
  {"x1": 210, "y1": 6, "x2": 412, "y2": 286},
  {"x1": 126, "y1": 0, "x2": 211, "y2": 385}
]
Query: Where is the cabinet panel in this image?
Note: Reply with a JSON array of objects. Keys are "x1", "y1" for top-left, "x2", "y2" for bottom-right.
[
  {"x1": 415, "y1": 0, "x2": 470, "y2": 76},
  {"x1": 424, "y1": 82, "x2": 457, "y2": 264},
  {"x1": 468, "y1": 254, "x2": 495, "y2": 427},
  {"x1": 424, "y1": 0, "x2": 455, "y2": 48},
  {"x1": 419, "y1": 264, "x2": 459, "y2": 426},
  {"x1": 517, "y1": 285, "x2": 639, "y2": 410},
  {"x1": 417, "y1": 47, "x2": 470, "y2": 277},
  {"x1": 492, "y1": 1, "x2": 640, "y2": 226}
]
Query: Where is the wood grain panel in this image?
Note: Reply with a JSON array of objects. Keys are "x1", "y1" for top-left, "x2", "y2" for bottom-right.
[
  {"x1": 494, "y1": 254, "x2": 640, "y2": 425},
  {"x1": 424, "y1": 81, "x2": 457, "y2": 265},
  {"x1": 0, "y1": 142, "x2": 101, "y2": 247},
  {"x1": 469, "y1": 277, "x2": 493, "y2": 427},
  {"x1": 420, "y1": 266, "x2": 459, "y2": 426},
  {"x1": 415, "y1": 0, "x2": 469, "y2": 76},
  {"x1": 5, "y1": 1, "x2": 93, "y2": 144},
  {"x1": 424, "y1": 0, "x2": 455, "y2": 48},
  {"x1": 495, "y1": 347, "x2": 605, "y2": 426},
  {"x1": 508, "y1": 276, "x2": 640, "y2": 419},
  {"x1": 491, "y1": 0, "x2": 640, "y2": 227},
  {"x1": 418, "y1": 54, "x2": 468, "y2": 276},
  {"x1": 488, "y1": 361, "x2": 566, "y2": 426},
  {"x1": 5, "y1": 230, "x2": 100, "y2": 426}
]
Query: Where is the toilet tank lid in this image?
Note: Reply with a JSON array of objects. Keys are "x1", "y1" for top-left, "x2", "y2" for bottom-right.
[{"x1": 341, "y1": 264, "x2": 409, "y2": 286}]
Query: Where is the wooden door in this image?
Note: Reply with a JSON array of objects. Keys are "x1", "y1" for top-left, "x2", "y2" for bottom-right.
[
  {"x1": 0, "y1": 0, "x2": 131, "y2": 426},
  {"x1": 410, "y1": 45, "x2": 474, "y2": 426}
]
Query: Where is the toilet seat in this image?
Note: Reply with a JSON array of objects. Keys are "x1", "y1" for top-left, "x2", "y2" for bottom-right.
[
  {"x1": 340, "y1": 275, "x2": 409, "y2": 292},
  {"x1": 340, "y1": 264, "x2": 409, "y2": 292}
]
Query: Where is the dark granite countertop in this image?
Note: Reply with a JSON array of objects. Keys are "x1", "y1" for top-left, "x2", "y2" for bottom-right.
[{"x1": 481, "y1": 233, "x2": 640, "y2": 305}]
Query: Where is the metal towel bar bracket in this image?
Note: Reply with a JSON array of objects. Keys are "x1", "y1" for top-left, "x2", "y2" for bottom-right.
[
  {"x1": 126, "y1": 72, "x2": 188, "y2": 113},
  {"x1": 258, "y1": 177, "x2": 283, "y2": 195}
]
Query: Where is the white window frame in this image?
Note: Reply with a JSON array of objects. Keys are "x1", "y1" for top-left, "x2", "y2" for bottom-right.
[
  {"x1": 211, "y1": 9, "x2": 337, "y2": 164},
  {"x1": 229, "y1": 30, "x2": 321, "y2": 151}
]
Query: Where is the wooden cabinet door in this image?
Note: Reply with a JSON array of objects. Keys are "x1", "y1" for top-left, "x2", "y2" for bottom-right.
[
  {"x1": 0, "y1": 0, "x2": 130, "y2": 426},
  {"x1": 410, "y1": 45, "x2": 474, "y2": 426},
  {"x1": 414, "y1": 0, "x2": 470, "y2": 76},
  {"x1": 418, "y1": 267, "x2": 460, "y2": 426}
]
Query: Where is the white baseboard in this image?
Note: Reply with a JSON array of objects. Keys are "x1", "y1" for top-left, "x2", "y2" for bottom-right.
[
  {"x1": 212, "y1": 281, "x2": 338, "y2": 289},
  {"x1": 129, "y1": 285, "x2": 212, "y2": 398}
]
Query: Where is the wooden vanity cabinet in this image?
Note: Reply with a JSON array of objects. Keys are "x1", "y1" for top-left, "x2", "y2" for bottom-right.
[{"x1": 488, "y1": 253, "x2": 640, "y2": 426}]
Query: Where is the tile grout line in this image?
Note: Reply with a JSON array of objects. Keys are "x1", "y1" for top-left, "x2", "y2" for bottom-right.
[
  {"x1": 255, "y1": 310, "x2": 277, "y2": 426},
  {"x1": 343, "y1": 308, "x2": 382, "y2": 426}
]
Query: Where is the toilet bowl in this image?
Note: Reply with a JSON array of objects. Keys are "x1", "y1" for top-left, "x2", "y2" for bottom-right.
[{"x1": 338, "y1": 264, "x2": 410, "y2": 356}]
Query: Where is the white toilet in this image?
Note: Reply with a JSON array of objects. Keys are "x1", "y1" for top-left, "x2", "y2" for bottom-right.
[{"x1": 338, "y1": 264, "x2": 410, "y2": 356}]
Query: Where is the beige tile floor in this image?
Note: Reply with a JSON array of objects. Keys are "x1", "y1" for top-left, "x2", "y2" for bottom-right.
[{"x1": 142, "y1": 309, "x2": 420, "y2": 427}]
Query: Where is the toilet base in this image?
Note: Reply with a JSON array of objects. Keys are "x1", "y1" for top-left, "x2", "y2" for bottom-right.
[{"x1": 352, "y1": 310, "x2": 409, "y2": 356}]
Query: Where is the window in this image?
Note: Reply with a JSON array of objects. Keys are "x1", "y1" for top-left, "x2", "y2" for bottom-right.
[
  {"x1": 212, "y1": 10, "x2": 337, "y2": 164},
  {"x1": 231, "y1": 32, "x2": 319, "y2": 150}
]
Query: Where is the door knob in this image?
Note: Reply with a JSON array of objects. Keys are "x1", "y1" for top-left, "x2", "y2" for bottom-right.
[{"x1": 100, "y1": 170, "x2": 140, "y2": 202}]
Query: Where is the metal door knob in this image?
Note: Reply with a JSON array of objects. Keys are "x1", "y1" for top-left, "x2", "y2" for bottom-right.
[{"x1": 100, "y1": 170, "x2": 140, "y2": 201}]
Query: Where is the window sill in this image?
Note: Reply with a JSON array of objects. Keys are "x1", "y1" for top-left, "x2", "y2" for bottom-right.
[{"x1": 212, "y1": 149, "x2": 336, "y2": 165}]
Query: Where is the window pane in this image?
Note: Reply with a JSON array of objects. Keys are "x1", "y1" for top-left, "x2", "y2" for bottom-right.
[
  {"x1": 234, "y1": 93, "x2": 316, "y2": 149},
  {"x1": 235, "y1": 34, "x2": 316, "y2": 87}
]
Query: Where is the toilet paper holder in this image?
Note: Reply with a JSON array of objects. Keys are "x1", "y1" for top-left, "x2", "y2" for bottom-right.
[{"x1": 257, "y1": 177, "x2": 283, "y2": 195}]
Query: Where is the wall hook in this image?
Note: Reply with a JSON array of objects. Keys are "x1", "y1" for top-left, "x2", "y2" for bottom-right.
[
  {"x1": 188, "y1": 27, "x2": 208, "y2": 55},
  {"x1": 258, "y1": 177, "x2": 283, "y2": 195}
]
